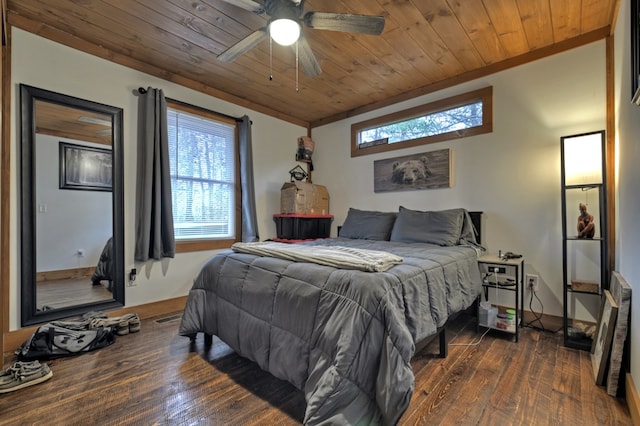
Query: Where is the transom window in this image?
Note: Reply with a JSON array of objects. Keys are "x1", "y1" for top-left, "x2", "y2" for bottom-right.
[
  {"x1": 351, "y1": 87, "x2": 493, "y2": 157},
  {"x1": 167, "y1": 100, "x2": 240, "y2": 252}
]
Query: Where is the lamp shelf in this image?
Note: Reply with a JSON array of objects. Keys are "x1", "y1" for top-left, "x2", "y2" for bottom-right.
[
  {"x1": 560, "y1": 130, "x2": 608, "y2": 351},
  {"x1": 567, "y1": 286, "x2": 602, "y2": 296},
  {"x1": 564, "y1": 183, "x2": 601, "y2": 190}
]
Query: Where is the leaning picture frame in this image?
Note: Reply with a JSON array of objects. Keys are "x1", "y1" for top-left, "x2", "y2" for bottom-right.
[
  {"x1": 606, "y1": 271, "x2": 632, "y2": 395},
  {"x1": 59, "y1": 141, "x2": 113, "y2": 191},
  {"x1": 591, "y1": 289, "x2": 618, "y2": 385}
]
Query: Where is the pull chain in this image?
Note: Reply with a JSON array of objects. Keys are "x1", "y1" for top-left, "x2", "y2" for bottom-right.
[
  {"x1": 296, "y1": 40, "x2": 299, "y2": 92},
  {"x1": 586, "y1": 188, "x2": 589, "y2": 206},
  {"x1": 269, "y1": 36, "x2": 273, "y2": 81}
]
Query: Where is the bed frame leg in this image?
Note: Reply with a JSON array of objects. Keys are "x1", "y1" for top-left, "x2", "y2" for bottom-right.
[
  {"x1": 204, "y1": 333, "x2": 213, "y2": 346},
  {"x1": 185, "y1": 333, "x2": 213, "y2": 346},
  {"x1": 439, "y1": 328, "x2": 448, "y2": 358}
]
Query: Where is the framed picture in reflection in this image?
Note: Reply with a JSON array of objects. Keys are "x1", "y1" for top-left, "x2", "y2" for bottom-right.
[{"x1": 59, "y1": 141, "x2": 112, "y2": 191}]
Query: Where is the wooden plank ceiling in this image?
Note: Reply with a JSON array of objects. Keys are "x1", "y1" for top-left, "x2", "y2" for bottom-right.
[
  {"x1": 35, "y1": 101, "x2": 113, "y2": 146},
  {"x1": 6, "y1": 0, "x2": 617, "y2": 128}
]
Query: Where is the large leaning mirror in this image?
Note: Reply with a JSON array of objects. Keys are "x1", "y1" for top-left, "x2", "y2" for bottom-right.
[{"x1": 20, "y1": 84, "x2": 124, "y2": 326}]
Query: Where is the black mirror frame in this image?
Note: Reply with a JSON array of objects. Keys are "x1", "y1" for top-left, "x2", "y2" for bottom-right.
[
  {"x1": 19, "y1": 84, "x2": 125, "y2": 326},
  {"x1": 632, "y1": 0, "x2": 640, "y2": 104}
]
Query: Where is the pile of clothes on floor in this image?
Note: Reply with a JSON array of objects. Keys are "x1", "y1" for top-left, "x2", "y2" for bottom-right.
[{"x1": 0, "y1": 311, "x2": 140, "y2": 394}]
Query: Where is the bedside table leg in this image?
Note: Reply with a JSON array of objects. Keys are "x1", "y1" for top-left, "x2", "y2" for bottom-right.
[
  {"x1": 476, "y1": 296, "x2": 481, "y2": 335},
  {"x1": 439, "y1": 328, "x2": 447, "y2": 358}
]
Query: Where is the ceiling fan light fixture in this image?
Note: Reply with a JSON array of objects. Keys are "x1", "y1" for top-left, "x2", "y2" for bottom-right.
[{"x1": 270, "y1": 18, "x2": 301, "y2": 46}]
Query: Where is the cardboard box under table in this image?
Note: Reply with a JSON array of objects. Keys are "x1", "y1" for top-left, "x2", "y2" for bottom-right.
[
  {"x1": 280, "y1": 182, "x2": 329, "y2": 215},
  {"x1": 273, "y1": 214, "x2": 333, "y2": 241}
]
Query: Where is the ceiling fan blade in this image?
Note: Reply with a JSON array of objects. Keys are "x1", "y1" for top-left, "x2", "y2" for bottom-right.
[
  {"x1": 218, "y1": 0, "x2": 265, "y2": 14},
  {"x1": 218, "y1": 29, "x2": 268, "y2": 62},
  {"x1": 303, "y1": 12, "x2": 385, "y2": 35},
  {"x1": 295, "y1": 36, "x2": 322, "y2": 77}
]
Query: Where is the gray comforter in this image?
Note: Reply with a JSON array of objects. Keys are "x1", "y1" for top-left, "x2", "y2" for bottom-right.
[{"x1": 179, "y1": 238, "x2": 482, "y2": 425}]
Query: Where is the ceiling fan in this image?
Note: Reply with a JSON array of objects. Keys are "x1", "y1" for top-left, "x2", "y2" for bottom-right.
[{"x1": 217, "y1": 0, "x2": 386, "y2": 78}]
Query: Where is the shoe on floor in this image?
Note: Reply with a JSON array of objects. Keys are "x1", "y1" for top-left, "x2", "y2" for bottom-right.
[
  {"x1": 128, "y1": 314, "x2": 141, "y2": 333},
  {"x1": 0, "y1": 361, "x2": 43, "y2": 385},
  {"x1": 115, "y1": 320, "x2": 129, "y2": 336},
  {"x1": 115, "y1": 313, "x2": 141, "y2": 335},
  {"x1": 0, "y1": 362, "x2": 52, "y2": 393}
]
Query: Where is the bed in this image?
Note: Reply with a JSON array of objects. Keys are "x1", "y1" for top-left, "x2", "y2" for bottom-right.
[
  {"x1": 179, "y1": 207, "x2": 484, "y2": 425},
  {"x1": 91, "y1": 237, "x2": 113, "y2": 291}
]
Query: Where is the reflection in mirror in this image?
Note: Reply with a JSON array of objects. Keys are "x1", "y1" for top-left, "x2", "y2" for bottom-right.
[
  {"x1": 36, "y1": 101, "x2": 113, "y2": 309},
  {"x1": 20, "y1": 84, "x2": 124, "y2": 326}
]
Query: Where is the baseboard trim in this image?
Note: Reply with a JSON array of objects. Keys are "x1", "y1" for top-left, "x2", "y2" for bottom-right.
[
  {"x1": 627, "y1": 373, "x2": 640, "y2": 426},
  {"x1": 36, "y1": 266, "x2": 94, "y2": 282},
  {"x1": 3, "y1": 296, "x2": 187, "y2": 363},
  {"x1": 520, "y1": 310, "x2": 563, "y2": 331}
]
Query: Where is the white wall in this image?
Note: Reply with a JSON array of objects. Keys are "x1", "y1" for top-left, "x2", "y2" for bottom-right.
[
  {"x1": 35, "y1": 135, "x2": 112, "y2": 271},
  {"x1": 614, "y1": 0, "x2": 640, "y2": 401},
  {"x1": 10, "y1": 28, "x2": 305, "y2": 330},
  {"x1": 312, "y1": 41, "x2": 607, "y2": 321}
]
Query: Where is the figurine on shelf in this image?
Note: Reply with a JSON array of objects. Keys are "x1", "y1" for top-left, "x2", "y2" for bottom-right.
[
  {"x1": 577, "y1": 202, "x2": 595, "y2": 238},
  {"x1": 296, "y1": 136, "x2": 314, "y2": 162}
]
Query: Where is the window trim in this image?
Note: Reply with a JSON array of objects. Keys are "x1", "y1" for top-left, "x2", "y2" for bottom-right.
[
  {"x1": 350, "y1": 87, "x2": 493, "y2": 157},
  {"x1": 166, "y1": 99, "x2": 242, "y2": 253}
]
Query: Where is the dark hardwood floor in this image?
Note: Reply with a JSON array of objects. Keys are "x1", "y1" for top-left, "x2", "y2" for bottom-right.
[
  {"x1": 0, "y1": 312, "x2": 631, "y2": 425},
  {"x1": 37, "y1": 277, "x2": 113, "y2": 310}
]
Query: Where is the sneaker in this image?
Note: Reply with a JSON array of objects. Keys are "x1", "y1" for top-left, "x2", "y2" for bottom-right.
[
  {"x1": 0, "y1": 362, "x2": 52, "y2": 393},
  {"x1": 115, "y1": 320, "x2": 129, "y2": 336},
  {"x1": 115, "y1": 313, "x2": 141, "y2": 335},
  {"x1": 0, "y1": 361, "x2": 43, "y2": 385},
  {"x1": 128, "y1": 314, "x2": 141, "y2": 334}
]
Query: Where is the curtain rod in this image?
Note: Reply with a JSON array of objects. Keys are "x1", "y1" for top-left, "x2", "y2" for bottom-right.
[{"x1": 137, "y1": 87, "x2": 246, "y2": 123}]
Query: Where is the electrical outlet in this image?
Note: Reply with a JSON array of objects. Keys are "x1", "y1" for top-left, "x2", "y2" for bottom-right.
[
  {"x1": 128, "y1": 268, "x2": 137, "y2": 287},
  {"x1": 527, "y1": 274, "x2": 539, "y2": 291}
]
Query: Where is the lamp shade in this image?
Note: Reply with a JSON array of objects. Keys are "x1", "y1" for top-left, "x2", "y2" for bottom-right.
[
  {"x1": 562, "y1": 132, "x2": 603, "y2": 186},
  {"x1": 270, "y1": 19, "x2": 301, "y2": 46}
]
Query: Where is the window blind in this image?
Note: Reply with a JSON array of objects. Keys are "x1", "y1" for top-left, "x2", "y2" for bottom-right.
[{"x1": 167, "y1": 108, "x2": 236, "y2": 240}]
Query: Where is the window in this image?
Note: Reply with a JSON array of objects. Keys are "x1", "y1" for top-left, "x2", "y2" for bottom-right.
[
  {"x1": 351, "y1": 87, "x2": 492, "y2": 157},
  {"x1": 167, "y1": 100, "x2": 240, "y2": 252}
]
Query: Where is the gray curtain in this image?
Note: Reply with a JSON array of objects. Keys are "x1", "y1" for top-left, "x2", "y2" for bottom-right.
[
  {"x1": 134, "y1": 87, "x2": 176, "y2": 261},
  {"x1": 238, "y1": 115, "x2": 259, "y2": 242}
]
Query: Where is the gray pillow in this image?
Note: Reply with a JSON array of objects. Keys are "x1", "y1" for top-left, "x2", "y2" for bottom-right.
[
  {"x1": 389, "y1": 206, "x2": 464, "y2": 246},
  {"x1": 339, "y1": 208, "x2": 397, "y2": 240}
]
